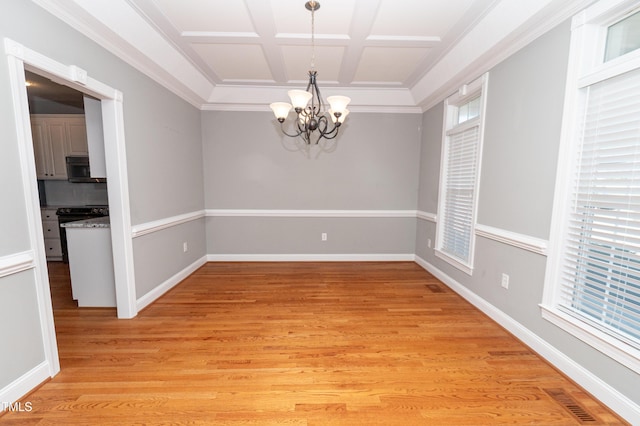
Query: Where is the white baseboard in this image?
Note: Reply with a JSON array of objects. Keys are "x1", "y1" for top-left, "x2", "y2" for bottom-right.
[
  {"x1": 414, "y1": 255, "x2": 640, "y2": 424},
  {"x1": 136, "y1": 255, "x2": 207, "y2": 311},
  {"x1": 0, "y1": 361, "x2": 50, "y2": 406},
  {"x1": 207, "y1": 253, "x2": 416, "y2": 262}
]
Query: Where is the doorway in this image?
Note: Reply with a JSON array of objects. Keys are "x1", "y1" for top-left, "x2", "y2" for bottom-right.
[{"x1": 5, "y1": 38, "x2": 138, "y2": 379}]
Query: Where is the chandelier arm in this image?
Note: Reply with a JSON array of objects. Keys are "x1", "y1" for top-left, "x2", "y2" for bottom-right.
[
  {"x1": 279, "y1": 121, "x2": 305, "y2": 139},
  {"x1": 315, "y1": 114, "x2": 329, "y2": 134},
  {"x1": 319, "y1": 126, "x2": 340, "y2": 140},
  {"x1": 319, "y1": 129, "x2": 340, "y2": 140},
  {"x1": 313, "y1": 116, "x2": 341, "y2": 142},
  {"x1": 321, "y1": 116, "x2": 341, "y2": 134}
]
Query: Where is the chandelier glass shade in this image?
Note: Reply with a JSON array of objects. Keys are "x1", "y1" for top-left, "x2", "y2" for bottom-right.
[{"x1": 270, "y1": 1, "x2": 351, "y2": 147}]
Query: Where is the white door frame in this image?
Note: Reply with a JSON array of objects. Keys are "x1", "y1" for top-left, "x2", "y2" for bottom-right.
[{"x1": 4, "y1": 37, "x2": 137, "y2": 374}]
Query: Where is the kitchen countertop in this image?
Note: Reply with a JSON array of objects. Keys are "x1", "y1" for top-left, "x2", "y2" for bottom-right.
[{"x1": 61, "y1": 216, "x2": 110, "y2": 228}]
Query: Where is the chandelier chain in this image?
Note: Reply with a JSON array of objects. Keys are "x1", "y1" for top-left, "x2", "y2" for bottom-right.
[{"x1": 310, "y1": 3, "x2": 315, "y2": 71}]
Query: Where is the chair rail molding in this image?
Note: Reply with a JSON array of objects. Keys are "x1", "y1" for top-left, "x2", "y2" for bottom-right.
[
  {"x1": 0, "y1": 250, "x2": 35, "y2": 279},
  {"x1": 205, "y1": 209, "x2": 419, "y2": 218},
  {"x1": 475, "y1": 223, "x2": 548, "y2": 256},
  {"x1": 131, "y1": 210, "x2": 206, "y2": 238}
]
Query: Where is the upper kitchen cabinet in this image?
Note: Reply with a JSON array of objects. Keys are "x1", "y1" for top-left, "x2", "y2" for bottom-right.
[
  {"x1": 66, "y1": 117, "x2": 90, "y2": 156},
  {"x1": 30, "y1": 115, "x2": 88, "y2": 180},
  {"x1": 83, "y1": 96, "x2": 107, "y2": 178}
]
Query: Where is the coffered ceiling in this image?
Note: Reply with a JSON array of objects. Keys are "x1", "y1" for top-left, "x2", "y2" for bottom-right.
[{"x1": 32, "y1": 0, "x2": 594, "y2": 112}]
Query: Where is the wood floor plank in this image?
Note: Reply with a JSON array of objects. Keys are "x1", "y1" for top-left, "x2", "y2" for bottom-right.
[{"x1": 0, "y1": 261, "x2": 628, "y2": 424}]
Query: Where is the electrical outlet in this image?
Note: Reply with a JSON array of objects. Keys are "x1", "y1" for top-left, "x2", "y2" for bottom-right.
[
  {"x1": 183, "y1": 242, "x2": 188, "y2": 253},
  {"x1": 321, "y1": 232, "x2": 327, "y2": 241},
  {"x1": 501, "y1": 273, "x2": 509, "y2": 289},
  {"x1": 427, "y1": 238, "x2": 432, "y2": 248}
]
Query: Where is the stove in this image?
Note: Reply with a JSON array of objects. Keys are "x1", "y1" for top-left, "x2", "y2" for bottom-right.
[
  {"x1": 56, "y1": 205, "x2": 109, "y2": 262},
  {"x1": 57, "y1": 206, "x2": 109, "y2": 216}
]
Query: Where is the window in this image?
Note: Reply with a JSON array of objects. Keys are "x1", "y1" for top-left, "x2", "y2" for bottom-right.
[
  {"x1": 604, "y1": 9, "x2": 640, "y2": 62},
  {"x1": 435, "y1": 74, "x2": 488, "y2": 275},
  {"x1": 542, "y1": 0, "x2": 640, "y2": 373}
]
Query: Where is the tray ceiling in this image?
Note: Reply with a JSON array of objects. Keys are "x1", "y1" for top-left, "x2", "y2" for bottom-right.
[{"x1": 32, "y1": 0, "x2": 595, "y2": 111}]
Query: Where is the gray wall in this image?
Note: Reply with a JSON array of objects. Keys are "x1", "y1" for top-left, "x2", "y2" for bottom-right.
[
  {"x1": 133, "y1": 218, "x2": 207, "y2": 298},
  {"x1": 202, "y1": 111, "x2": 422, "y2": 256},
  {"x1": 415, "y1": 20, "x2": 640, "y2": 407},
  {"x1": 0, "y1": 0, "x2": 204, "y2": 391},
  {"x1": 0, "y1": 271, "x2": 45, "y2": 386}
]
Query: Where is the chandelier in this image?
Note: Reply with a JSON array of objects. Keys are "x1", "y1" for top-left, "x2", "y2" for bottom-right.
[{"x1": 270, "y1": 1, "x2": 351, "y2": 147}]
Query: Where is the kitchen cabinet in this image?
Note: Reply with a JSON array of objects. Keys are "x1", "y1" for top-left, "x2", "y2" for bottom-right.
[
  {"x1": 63, "y1": 217, "x2": 116, "y2": 307},
  {"x1": 41, "y1": 207, "x2": 62, "y2": 261},
  {"x1": 66, "y1": 117, "x2": 90, "y2": 156},
  {"x1": 83, "y1": 96, "x2": 107, "y2": 178},
  {"x1": 30, "y1": 115, "x2": 88, "y2": 180}
]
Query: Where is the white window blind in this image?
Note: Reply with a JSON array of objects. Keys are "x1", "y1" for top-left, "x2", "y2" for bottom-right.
[
  {"x1": 558, "y1": 67, "x2": 640, "y2": 345},
  {"x1": 440, "y1": 125, "x2": 480, "y2": 264}
]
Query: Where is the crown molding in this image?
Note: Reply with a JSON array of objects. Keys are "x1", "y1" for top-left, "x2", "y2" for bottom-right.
[
  {"x1": 32, "y1": 0, "x2": 212, "y2": 108},
  {"x1": 32, "y1": 0, "x2": 596, "y2": 113},
  {"x1": 414, "y1": 0, "x2": 598, "y2": 112},
  {"x1": 205, "y1": 84, "x2": 422, "y2": 113}
]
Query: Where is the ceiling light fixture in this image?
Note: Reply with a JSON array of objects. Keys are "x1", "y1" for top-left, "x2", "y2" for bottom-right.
[{"x1": 270, "y1": 1, "x2": 351, "y2": 148}]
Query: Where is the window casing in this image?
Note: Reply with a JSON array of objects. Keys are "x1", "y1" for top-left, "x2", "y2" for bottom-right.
[
  {"x1": 542, "y1": 0, "x2": 640, "y2": 374},
  {"x1": 435, "y1": 74, "x2": 488, "y2": 275}
]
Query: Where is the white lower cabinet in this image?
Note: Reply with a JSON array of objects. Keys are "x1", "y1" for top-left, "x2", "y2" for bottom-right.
[
  {"x1": 41, "y1": 208, "x2": 62, "y2": 261},
  {"x1": 65, "y1": 224, "x2": 116, "y2": 307}
]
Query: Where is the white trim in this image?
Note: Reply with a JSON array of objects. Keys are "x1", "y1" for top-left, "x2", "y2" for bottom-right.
[
  {"x1": 0, "y1": 361, "x2": 50, "y2": 407},
  {"x1": 540, "y1": 305, "x2": 640, "y2": 374},
  {"x1": 475, "y1": 224, "x2": 548, "y2": 256},
  {"x1": 136, "y1": 256, "x2": 207, "y2": 312},
  {"x1": 434, "y1": 73, "x2": 489, "y2": 276},
  {"x1": 6, "y1": 38, "x2": 137, "y2": 320},
  {"x1": 201, "y1": 103, "x2": 423, "y2": 114},
  {"x1": 207, "y1": 254, "x2": 416, "y2": 262},
  {"x1": 416, "y1": 210, "x2": 437, "y2": 222},
  {"x1": 30, "y1": 0, "x2": 209, "y2": 109},
  {"x1": 415, "y1": 255, "x2": 640, "y2": 425},
  {"x1": 542, "y1": 0, "x2": 640, "y2": 379},
  {"x1": 434, "y1": 249, "x2": 474, "y2": 275},
  {"x1": 205, "y1": 209, "x2": 418, "y2": 218},
  {"x1": 414, "y1": 0, "x2": 596, "y2": 112},
  {"x1": 0, "y1": 251, "x2": 35, "y2": 279},
  {"x1": 5, "y1": 39, "x2": 61, "y2": 379},
  {"x1": 4, "y1": 39, "x2": 138, "y2": 400},
  {"x1": 131, "y1": 210, "x2": 206, "y2": 238},
  {"x1": 31, "y1": 0, "x2": 593, "y2": 113},
  {"x1": 102, "y1": 96, "x2": 137, "y2": 319}
]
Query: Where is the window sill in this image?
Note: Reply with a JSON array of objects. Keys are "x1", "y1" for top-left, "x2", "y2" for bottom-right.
[
  {"x1": 434, "y1": 249, "x2": 473, "y2": 275},
  {"x1": 539, "y1": 304, "x2": 640, "y2": 375}
]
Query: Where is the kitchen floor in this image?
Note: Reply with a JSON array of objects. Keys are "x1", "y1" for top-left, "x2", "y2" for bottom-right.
[{"x1": 47, "y1": 261, "x2": 76, "y2": 310}]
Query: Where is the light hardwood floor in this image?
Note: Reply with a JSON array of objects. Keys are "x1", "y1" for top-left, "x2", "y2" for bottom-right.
[{"x1": 1, "y1": 261, "x2": 628, "y2": 425}]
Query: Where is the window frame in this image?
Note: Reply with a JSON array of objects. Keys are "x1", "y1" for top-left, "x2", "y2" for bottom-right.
[
  {"x1": 541, "y1": 0, "x2": 640, "y2": 374},
  {"x1": 435, "y1": 74, "x2": 489, "y2": 275}
]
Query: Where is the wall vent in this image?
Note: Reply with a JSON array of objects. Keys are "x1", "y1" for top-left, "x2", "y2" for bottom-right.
[{"x1": 543, "y1": 388, "x2": 598, "y2": 423}]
